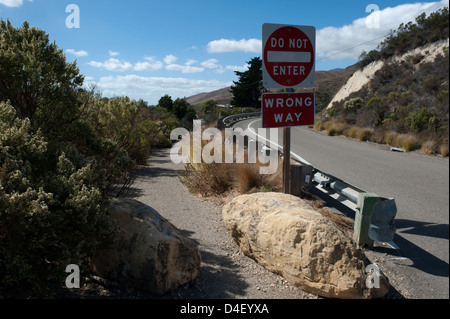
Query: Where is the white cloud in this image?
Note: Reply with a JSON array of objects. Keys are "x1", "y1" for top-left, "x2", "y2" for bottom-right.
[
  {"x1": 317, "y1": 0, "x2": 449, "y2": 60},
  {"x1": 66, "y1": 49, "x2": 88, "y2": 58},
  {"x1": 92, "y1": 74, "x2": 233, "y2": 105},
  {"x1": 88, "y1": 57, "x2": 163, "y2": 72},
  {"x1": 163, "y1": 54, "x2": 178, "y2": 64},
  {"x1": 163, "y1": 55, "x2": 205, "y2": 73},
  {"x1": 165, "y1": 63, "x2": 204, "y2": 74},
  {"x1": 201, "y1": 58, "x2": 220, "y2": 69},
  {"x1": 0, "y1": 0, "x2": 32, "y2": 7},
  {"x1": 225, "y1": 64, "x2": 249, "y2": 72},
  {"x1": 109, "y1": 50, "x2": 120, "y2": 57},
  {"x1": 206, "y1": 38, "x2": 262, "y2": 53},
  {"x1": 88, "y1": 58, "x2": 134, "y2": 72},
  {"x1": 185, "y1": 59, "x2": 198, "y2": 66},
  {"x1": 134, "y1": 57, "x2": 163, "y2": 71}
]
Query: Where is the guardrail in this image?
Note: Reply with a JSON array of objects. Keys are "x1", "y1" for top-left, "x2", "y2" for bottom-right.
[
  {"x1": 218, "y1": 112, "x2": 262, "y2": 130},
  {"x1": 223, "y1": 112, "x2": 397, "y2": 247}
]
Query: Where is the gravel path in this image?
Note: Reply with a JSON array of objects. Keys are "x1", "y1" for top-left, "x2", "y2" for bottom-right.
[{"x1": 125, "y1": 148, "x2": 318, "y2": 299}]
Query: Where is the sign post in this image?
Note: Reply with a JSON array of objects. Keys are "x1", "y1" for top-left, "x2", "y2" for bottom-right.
[{"x1": 262, "y1": 23, "x2": 316, "y2": 194}]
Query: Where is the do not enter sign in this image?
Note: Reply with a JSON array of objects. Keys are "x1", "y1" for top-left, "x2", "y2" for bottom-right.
[{"x1": 263, "y1": 24, "x2": 315, "y2": 89}]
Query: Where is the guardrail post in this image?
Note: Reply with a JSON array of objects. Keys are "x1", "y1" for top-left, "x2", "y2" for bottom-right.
[
  {"x1": 354, "y1": 193, "x2": 397, "y2": 247},
  {"x1": 290, "y1": 163, "x2": 313, "y2": 196},
  {"x1": 354, "y1": 193, "x2": 379, "y2": 247}
]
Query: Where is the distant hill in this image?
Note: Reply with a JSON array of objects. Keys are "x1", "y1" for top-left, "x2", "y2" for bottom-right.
[
  {"x1": 186, "y1": 87, "x2": 233, "y2": 105},
  {"x1": 186, "y1": 67, "x2": 357, "y2": 107}
]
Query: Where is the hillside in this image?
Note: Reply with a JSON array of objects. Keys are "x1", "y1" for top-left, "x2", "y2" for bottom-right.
[
  {"x1": 186, "y1": 86, "x2": 233, "y2": 105},
  {"x1": 316, "y1": 38, "x2": 449, "y2": 156},
  {"x1": 327, "y1": 39, "x2": 449, "y2": 110},
  {"x1": 314, "y1": 8, "x2": 449, "y2": 157}
]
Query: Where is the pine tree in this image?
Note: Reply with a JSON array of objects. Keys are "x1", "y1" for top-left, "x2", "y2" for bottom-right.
[{"x1": 230, "y1": 57, "x2": 265, "y2": 109}]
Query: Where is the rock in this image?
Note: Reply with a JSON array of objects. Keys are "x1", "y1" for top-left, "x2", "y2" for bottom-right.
[
  {"x1": 222, "y1": 193, "x2": 389, "y2": 299},
  {"x1": 90, "y1": 198, "x2": 201, "y2": 295}
]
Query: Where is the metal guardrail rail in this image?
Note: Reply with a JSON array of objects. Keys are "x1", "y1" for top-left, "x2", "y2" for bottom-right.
[
  {"x1": 223, "y1": 112, "x2": 397, "y2": 247},
  {"x1": 222, "y1": 111, "x2": 365, "y2": 205},
  {"x1": 220, "y1": 112, "x2": 262, "y2": 129}
]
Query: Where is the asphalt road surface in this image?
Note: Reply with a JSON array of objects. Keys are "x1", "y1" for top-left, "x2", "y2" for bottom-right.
[{"x1": 233, "y1": 118, "x2": 449, "y2": 299}]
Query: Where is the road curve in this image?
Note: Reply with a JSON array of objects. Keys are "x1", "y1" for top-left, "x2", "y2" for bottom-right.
[{"x1": 233, "y1": 118, "x2": 449, "y2": 299}]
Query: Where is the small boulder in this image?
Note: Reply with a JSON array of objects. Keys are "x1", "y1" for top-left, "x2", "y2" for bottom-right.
[
  {"x1": 90, "y1": 198, "x2": 201, "y2": 295},
  {"x1": 222, "y1": 192, "x2": 389, "y2": 299}
]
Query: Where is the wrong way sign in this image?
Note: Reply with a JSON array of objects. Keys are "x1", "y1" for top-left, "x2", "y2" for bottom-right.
[
  {"x1": 262, "y1": 92, "x2": 315, "y2": 128},
  {"x1": 263, "y1": 24, "x2": 315, "y2": 89}
]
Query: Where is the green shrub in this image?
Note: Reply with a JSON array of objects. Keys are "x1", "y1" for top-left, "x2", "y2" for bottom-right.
[
  {"x1": 344, "y1": 98, "x2": 364, "y2": 113},
  {"x1": 0, "y1": 20, "x2": 84, "y2": 135},
  {"x1": 86, "y1": 97, "x2": 154, "y2": 165},
  {"x1": 406, "y1": 108, "x2": 438, "y2": 132},
  {"x1": 0, "y1": 101, "x2": 114, "y2": 297}
]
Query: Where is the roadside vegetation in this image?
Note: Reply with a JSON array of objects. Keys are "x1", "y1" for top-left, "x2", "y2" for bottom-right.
[{"x1": 0, "y1": 20, "x2": 189, "y2": 298}]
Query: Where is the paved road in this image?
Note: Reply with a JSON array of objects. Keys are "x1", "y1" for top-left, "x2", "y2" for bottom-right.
[{"x1": 233, "y1": 118, "x2": 449, "y2": 299}]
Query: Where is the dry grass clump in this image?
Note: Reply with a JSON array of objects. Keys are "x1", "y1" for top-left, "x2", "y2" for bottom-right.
[
  {"x1": 384, "y1": 131, "x2": 398, "y2": 146},
  {"x1": 421, "y1": 140, "x2": 436, "y2": 155},
  {"x1": 325, "y1": 120, "x2": 347, "y2": 136},
  {"x1": 314, "y1": 117, "x2": 325, "y2": 131},
  {"x1": 439, "y1": 140, "x2": 449, "y2": 157},
  {"x1": 233, "y1": 161, "x2": 282, "y2": 194},
  {"x1": 395, "y1": 133, "x2": 420, "y2": 152},
  {"x1": 347, "y1": 126, "x2": 358, "y2": 138},
  {"x1": 356, "y1": 128, "x2": 374, "y2": 142},
  {"x1": 180, "y1": 162, "x2": 235, "y2": 197},
  {"x1": 179, "y1": 129, "x2": 283, "y2": 197},
  {"x1": 346, "y1": 126, "x2": 374, "y2": 142}
]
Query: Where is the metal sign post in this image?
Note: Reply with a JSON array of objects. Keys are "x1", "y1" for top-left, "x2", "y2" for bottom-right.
[{"x1": 283, "y1": 127, "x2": 291, "y2": 194}]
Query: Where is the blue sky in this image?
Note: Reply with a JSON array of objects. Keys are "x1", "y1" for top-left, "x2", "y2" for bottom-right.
[{"x1": 1, "y1": 0, "x2": 448, "y2": 105}]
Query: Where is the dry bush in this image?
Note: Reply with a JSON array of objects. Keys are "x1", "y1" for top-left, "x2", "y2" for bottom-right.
[
  {"x1": 233, "y1": 152, "x2": 283, "y2": 195},
  {"x1": 180, "y1": 162, "x2": 235, "y2": 197},
  {"x1": 384, "y1": 131, "x2": 399, "y2": 146},
  {"x1": 421, "y1": 140, "x2": 436, "y2": 155},
  {"x1": 356, "y1": 127, "x2": 374, "y2": 142},
  {"x1": 326, "y1": 120, "x2": 347, "y2": 136},
  {"x1": 233, "y1": 163, "x2": 262, "y2": 194},
  {"x1": 179, "y1": 130, "x2": 283, "y2": 197},
  {"x1": 314, "y1": 117, "x2": 325, "y2": 131},
  {"x1": 439, "y1": 142, "x2": 449, "y2": 157},
  {"x1": 395, "y1": 133, "x2": 420, "y2": 152},
  {"x1": 371, "y1": 129, "x2": 387, "y2": 144},
  {"x1": 347, "y1": 126, "x2": 358, "y2": 138}
]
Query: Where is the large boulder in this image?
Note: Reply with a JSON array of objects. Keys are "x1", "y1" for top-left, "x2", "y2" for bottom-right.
[
  {"x1": 222, "y1": 193, "x2": 389, "y2": 299},
  {"x1": 90, "y1": 198, "x2": 201, "y2": 295}
]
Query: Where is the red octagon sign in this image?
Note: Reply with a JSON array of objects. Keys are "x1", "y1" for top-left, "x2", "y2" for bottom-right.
[{"x1": 263, "y1": 24, "x2": 315, "y2": 88}]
